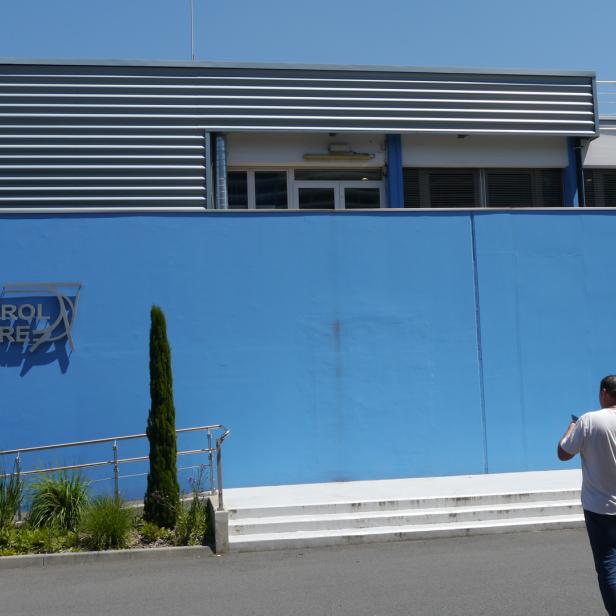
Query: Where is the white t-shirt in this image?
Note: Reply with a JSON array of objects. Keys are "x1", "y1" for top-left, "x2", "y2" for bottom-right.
[{"x1": 561, "y1": 407, "x2": 616, "y2": 515}]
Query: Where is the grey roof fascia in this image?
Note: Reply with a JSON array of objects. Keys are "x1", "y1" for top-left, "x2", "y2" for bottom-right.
[
  {"x1": 0, "y1": 56, "x2": 596, "y2": 78},
  {"x1": 590, "y1": 75, "x2": 600, "y2": 138}
]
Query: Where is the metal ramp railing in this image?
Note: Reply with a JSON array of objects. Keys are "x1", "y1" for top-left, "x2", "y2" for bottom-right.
[{"x1": 0, "y1": 424, "x2": 231, "y2": 517}]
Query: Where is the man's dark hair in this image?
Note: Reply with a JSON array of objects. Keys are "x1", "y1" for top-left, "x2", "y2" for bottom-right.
[{"x1": 600, "y1": 375, "x2": 616, "y2": 396}]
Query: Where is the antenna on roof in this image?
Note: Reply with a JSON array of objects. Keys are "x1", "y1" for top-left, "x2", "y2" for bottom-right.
[{"x1": 190, "y1": 0, "x2": 196, "y2": 61}]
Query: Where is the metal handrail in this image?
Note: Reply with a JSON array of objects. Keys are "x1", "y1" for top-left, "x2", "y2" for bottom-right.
[
  {"x1": 0, "y1": 424, "x2": 231, "y2": 515},
  {"x1": 0, "y1": 424, "x2": 225, "y2": 455}
]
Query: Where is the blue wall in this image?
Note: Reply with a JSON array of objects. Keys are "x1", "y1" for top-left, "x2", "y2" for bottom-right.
[{"x1": 1, "y1": 211, "x2": 614, "y2": 493}]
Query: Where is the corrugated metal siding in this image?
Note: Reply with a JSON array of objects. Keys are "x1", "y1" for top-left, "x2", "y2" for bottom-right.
[
  {"x1": 0, "y1": 126, "x2": 207, "y2": 208},
  {"x1": 0, "y1": 62, "x2": 596, "y2": 209},
  {"x1": 0, "y1": 63, "x2": 597, "y2": 135}
]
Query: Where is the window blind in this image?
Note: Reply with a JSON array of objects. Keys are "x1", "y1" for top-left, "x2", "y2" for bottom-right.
[{"x1": 584, "y1": 169, "x2": 616, "y2": 207}]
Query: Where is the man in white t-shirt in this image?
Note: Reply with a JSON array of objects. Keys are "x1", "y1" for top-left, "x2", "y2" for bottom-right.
[{"x1": 559, "y1": 375, "x2": 616, "y2": 615}]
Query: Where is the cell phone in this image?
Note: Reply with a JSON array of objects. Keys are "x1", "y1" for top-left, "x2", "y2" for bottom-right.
[{"x1": 571, "y1": 414, "x2": 579, "y2": 423}]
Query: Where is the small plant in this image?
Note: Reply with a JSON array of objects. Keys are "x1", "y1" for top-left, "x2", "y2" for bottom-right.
[
  {"x1": 0, "y1": 466, "x2": 22, "y2": 528},
  {"x1": 29, "y1": 474, "x2": 89, "y2": 531},
  {"x1": 0, "y1": 525, "x2": 78, "y2": 556},
  {"x1": 140, "y1": 520, "x2": 161, "y2": 544},
  {"x1": 80, "y1": 497, "x2": 134, "y2": 551},
  {"x1": 0, "y1": 526, "x2": 16, "y2": 555},
  {"x1": 174, "y1": 468, "x2": 208, "y2": 546},
  {"x1": 144, "y1": 305, "x2": 180, "y2": 528},
  {"x1": 139, "y1": 520, "x2": 174, "y2": 545}
]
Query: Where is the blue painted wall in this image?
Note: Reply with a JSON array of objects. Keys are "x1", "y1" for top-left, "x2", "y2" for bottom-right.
[{"x1": 0, "y1": 211, "x2": 613, "y2": 493}]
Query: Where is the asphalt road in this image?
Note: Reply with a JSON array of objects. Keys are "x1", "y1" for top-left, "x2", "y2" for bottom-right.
[{"x1": 0, "y1": 529, "x2": 606, "y2": 616}]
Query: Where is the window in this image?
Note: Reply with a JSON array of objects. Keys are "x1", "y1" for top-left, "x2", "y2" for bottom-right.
[
  {"x1": 485, "y1": 169, "x2": 563, "y2": 208},
  {"x1": 403, "y1": 168, "x2": 420, "y2": 208},
  {"x1": 486, "y1": 171, "x2": 533, "y2": 208},
  {"x1": 343, "y1": 187, "x2": 381, "y2": 209},
  {"x1": 403, "y1": 168, "x2": 563, "y2": 208},
  {"x1": 427, "y1": 171, "x2": 478, "y2": 208},
  {"x1": 255, "y1": 171, "x2": 288, "y2": 209},
  {"x1": 228, "y1": 171, "x2": 248, "y2": 209},
  {"x1": 226, "y1": 169, "x2": 290, "y2": 209},
  {"x1": 540, "y1": 169, "x2": 564, "y2": 208},
  {"x1": 584, "y1": 170, "x2": 616, "y2": 207},
  {"x1": 402, "y1": 169, "x2": 479, "y2": 208},
  {"x1": 298, "y1": 187, "x2": 336, "y2": 210}
]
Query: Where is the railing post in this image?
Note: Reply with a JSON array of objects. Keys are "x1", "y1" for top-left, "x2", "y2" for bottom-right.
[
  {"x1": 112, "y1": 440, "x2": 119, "y2": 501},
  {"x1": 15, "y1": 452, "x2": 22, "y2": 522},
  {"x1": 216, "y1": 437, "x2": 224, "y2": 511},
  {"x1": 207, "y1": 430, "x2": 214, "y2": 494}
]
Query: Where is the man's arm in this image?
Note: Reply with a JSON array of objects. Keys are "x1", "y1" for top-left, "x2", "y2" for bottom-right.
[{"x1": 557, "y1": 421, "x2": 577, "y2": 461}]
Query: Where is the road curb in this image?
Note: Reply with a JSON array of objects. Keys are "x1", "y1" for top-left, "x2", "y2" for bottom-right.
[{"x1": 0, "y1": 545, "x2": 214, "y2": 571}]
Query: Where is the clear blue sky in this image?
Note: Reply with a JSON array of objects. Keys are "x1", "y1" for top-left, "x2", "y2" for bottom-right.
[{"x1": 0, "y1": 0, "x2": 613, "y2": 78}]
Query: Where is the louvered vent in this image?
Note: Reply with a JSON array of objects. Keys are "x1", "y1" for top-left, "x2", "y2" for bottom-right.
[
  {"x1": 0, "y1": 127, "x2": 207, "y2": 208},
  {"x1": 584, "y1": 169, "x2": 616, "y2": 207}
]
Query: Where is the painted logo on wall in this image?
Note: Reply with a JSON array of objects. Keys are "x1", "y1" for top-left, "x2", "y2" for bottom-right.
[{"x1": 0, "y1": 282, "x2": 82, "y2": 353}]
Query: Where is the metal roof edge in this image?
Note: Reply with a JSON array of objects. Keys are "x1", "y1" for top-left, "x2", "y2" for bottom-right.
[{"x1": 0, "y1": 57, "x2": 597, "y2": 78}]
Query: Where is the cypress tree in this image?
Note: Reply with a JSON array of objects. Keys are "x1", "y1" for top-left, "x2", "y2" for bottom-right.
[{"x1": 144, "y1": 305, "x2": 180, "y2": 528}]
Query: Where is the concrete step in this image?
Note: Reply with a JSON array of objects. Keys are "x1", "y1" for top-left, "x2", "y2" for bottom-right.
[
  {"x1": 228, "y1": 489, "x2": 581, "y2": 521},
  {"x1": 225, "y1": 472, "x2": 583, "y2": 552},
  {"x1": 228, "y1": 513, "x2": 585, "y2": 552},
  {"x1": 229, "y1": 499, "x2": 582, "y2": 536}
]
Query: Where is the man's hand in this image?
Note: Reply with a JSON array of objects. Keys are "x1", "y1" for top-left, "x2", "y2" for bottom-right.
[{"x1": 557, "y1": 421, "x2": 577, "y2": 461}]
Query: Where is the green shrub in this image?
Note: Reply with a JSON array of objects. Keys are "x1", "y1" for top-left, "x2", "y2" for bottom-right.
[
  {"x1": 139, "y1": 520, "x2": 174, "y2": 545},
  {"x1": 80, "y1": 497, "x2": 134, "y2": 551},
  {"x1": 144, "y1": 305, "x2": 180, "y2": 528},
  {"x1": 0, "y1": 467, "x2": 22, "y2": 528},
  {"x1": 29, "y1": 474, "x2": 89, "y2": 531},
  {"x1": 0, "y1": 525, "x2": 78, "y2": 556}
]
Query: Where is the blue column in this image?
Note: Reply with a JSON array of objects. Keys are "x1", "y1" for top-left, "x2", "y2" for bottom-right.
[
  {"x1": 386, "y1": 134, "x2": 404, "y2": 208},
  {"x1": 564, "y1": 137, "x2": 580, "y2": 207}
]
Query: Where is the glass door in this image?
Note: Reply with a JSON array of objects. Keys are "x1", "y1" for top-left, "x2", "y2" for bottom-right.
[{"x1": 294, "y1": 180, "x2": 384, "y2": 209}]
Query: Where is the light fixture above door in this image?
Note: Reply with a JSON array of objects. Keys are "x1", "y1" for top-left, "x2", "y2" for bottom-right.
[{"x1": 303, "y1": 143, "x2": 375, "y2": 161}]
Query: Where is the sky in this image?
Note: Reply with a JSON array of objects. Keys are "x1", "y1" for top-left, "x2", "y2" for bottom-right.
[{"x1": 0, "y1": 0, "x2": 613, "y2": 79}]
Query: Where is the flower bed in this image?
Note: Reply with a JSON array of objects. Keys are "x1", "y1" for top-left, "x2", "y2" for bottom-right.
[{"x1": 0, "y1": 473, "x2": 209, "y2": 557}]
